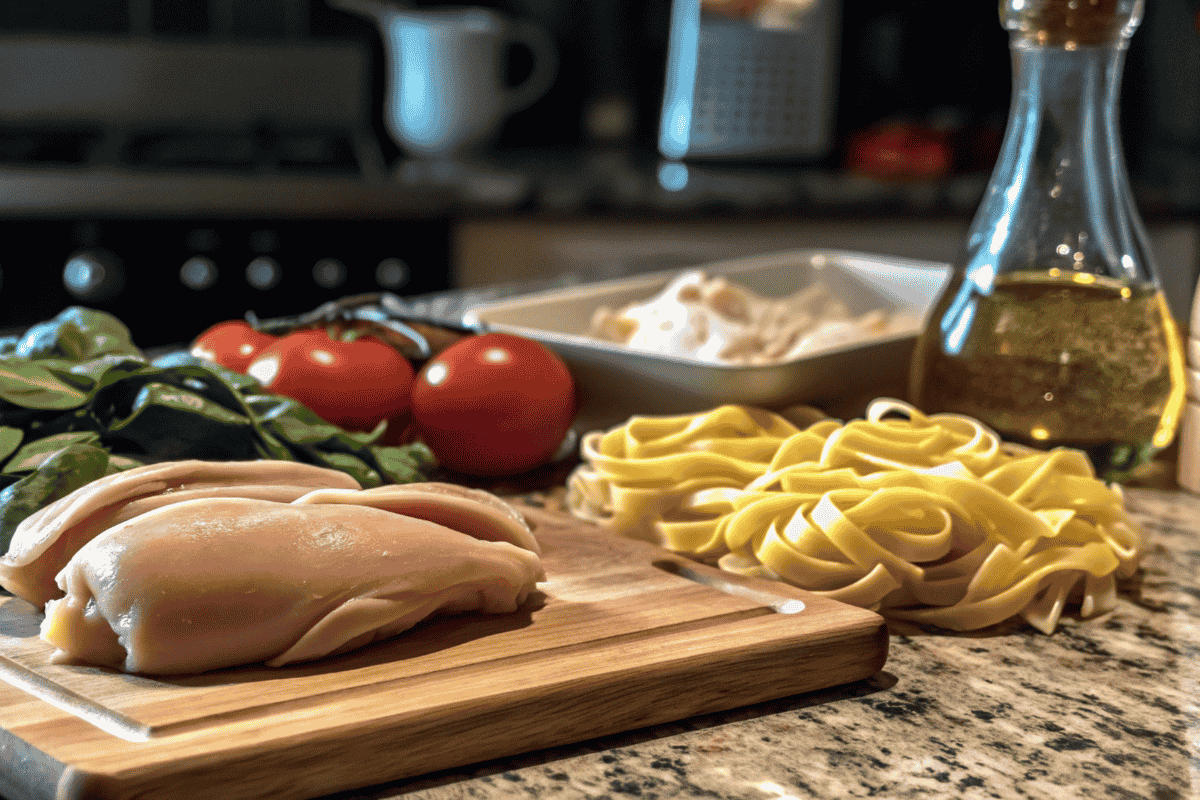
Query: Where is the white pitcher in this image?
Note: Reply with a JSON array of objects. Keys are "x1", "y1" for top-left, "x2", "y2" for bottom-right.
[{"x1": 331, "y1": 0, "x2": 558, "y2": 159}]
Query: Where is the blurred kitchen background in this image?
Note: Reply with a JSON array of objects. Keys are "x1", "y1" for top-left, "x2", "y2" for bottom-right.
[{"x1": 1, "y1": 0, "x2": 1199, "y2": 347}]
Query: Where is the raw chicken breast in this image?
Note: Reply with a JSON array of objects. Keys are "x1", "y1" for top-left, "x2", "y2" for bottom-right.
[
  {"x1": 0, "y1": 460, "x2": 361, "y2": 608},
  {"x1": 40, "y1": 497, "x2": 544, "y2": 675},
  {"x1": 295, "y1": 482, "x2": 542, "y2": 555}
]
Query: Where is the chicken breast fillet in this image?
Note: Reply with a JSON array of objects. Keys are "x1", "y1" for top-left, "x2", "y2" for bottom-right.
[
  {"x1": 0, "y1": 460, "x2": 362, "y2": 609},
  {"x1": 40, "y1": 497, "x2": 544, "y2": 675},
  {"x1": 295, "y1": 482, "x2": 542, "y2": 555}
]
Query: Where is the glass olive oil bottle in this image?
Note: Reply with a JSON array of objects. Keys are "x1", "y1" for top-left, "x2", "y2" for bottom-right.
[{"x1": 910, "y1": 0, "x2": 1186, "y2": 481}]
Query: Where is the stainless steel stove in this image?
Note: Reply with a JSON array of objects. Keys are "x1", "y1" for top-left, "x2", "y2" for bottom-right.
[{"x1": 0, "y1": 35, "x2": 453, "y2": 347}]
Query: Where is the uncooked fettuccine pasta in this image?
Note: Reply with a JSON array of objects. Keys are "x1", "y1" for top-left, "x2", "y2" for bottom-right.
[{"x1": 567, "y1": 399, "x2": 1144, "y2": 633}]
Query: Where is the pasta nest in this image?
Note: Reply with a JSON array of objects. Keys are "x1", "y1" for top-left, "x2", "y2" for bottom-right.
[{"x1": 566, "y1": 399, "x2": 1145, "y2": 633}]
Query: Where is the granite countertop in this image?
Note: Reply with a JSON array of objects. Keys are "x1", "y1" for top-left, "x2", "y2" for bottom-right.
[{"x1": 327, "y1": 485, "x2": 1199, "y2": 800}]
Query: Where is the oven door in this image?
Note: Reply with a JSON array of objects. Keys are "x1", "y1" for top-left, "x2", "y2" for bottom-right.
[{"x1": 0, "y1": 217, "x2": 453, "y2": 348}]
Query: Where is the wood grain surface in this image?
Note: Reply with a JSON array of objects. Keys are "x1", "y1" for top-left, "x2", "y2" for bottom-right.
[{"x1": 0, "y1": 504, "x2": 888, "y2": 800}]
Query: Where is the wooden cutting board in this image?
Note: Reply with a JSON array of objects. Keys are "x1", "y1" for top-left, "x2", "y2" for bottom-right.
[{"x1": 0, "y1": 504, "x2": 888, "y2": 800}]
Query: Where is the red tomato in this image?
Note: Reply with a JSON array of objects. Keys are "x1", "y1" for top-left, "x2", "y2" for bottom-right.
[
  {"x1": 246, "y1": 328, "x2": 415, "y2": 433},
  {"x1": 190, "y1": 320, "x2": 278, "y2": 373},
  {"x1": 410, "y1": 332, "x2": 575, "y2": 476}
]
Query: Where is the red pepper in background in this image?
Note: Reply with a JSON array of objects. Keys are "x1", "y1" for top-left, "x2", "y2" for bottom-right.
[{"x1": 845, "y1": 120, "x2": 954, "y2": 181}]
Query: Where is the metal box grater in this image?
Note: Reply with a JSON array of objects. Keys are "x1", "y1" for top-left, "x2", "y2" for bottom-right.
[{"x1": 659, "y1": 0, "x2": 839, "y2": 162}]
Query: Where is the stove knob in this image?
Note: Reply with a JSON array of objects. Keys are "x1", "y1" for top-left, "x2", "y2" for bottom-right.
[
  {"x1": 313, "y1": 258, "x2": 347, "y2": 289},
  {"x1": 250, "y1": 229, "x2": 279, "y2": 254},
  {"x1": 180, "y1": 256, "x2": 218, "y2": 290},
  {"x1": 63, "y1": 248, "x2": 125, "y2": 302},
  {"x1": 246, "y1": 256, "x2": 281, "y2": 290},
  {"x1": 375, "y1": 258, "x2": 409, "y2": 290},
  {"x1": 184, "y1": 228, "x2": 219, "y2": 253}
]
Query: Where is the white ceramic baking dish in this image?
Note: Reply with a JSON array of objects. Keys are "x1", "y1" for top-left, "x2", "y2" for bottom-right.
[{"x1": 463, "y1": 249, "x2": 953, "y2": 432}]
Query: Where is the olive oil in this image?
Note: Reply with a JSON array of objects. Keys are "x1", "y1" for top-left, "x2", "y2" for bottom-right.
[
  {"x1": 909, "y1": 0, "x2": 1176, "y2": 482},
  {"x1": 910, "y1": 271, "x2": 1186, "y2": 480}
]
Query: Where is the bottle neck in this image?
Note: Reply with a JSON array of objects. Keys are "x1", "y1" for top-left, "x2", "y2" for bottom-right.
[
  {"x1": 957, "y1": 39, "x2": 1156, "y2": 290},
  {"x1": 1000, "y1": 0, "x2": 1144, "y2": 48}
]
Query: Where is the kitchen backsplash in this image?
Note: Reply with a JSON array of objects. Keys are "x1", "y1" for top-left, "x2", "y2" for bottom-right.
[
  {"x1": 0, "y1": 1, "x2": 309, "y2": 37},
  {"x1": 3, "y1": 0, "x2": 1200, "y2": 212}
]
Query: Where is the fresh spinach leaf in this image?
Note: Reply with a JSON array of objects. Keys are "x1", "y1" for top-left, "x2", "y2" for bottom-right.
[
  {"x1": 60, "y1": 354, "x2": 149, "y2": 387},
  {"x1": 0, "y1": 360, "x2": 90, "y2": 410},
  {"x1": 150, "y1": 351, "x2": 261, "y2": 394},
  {"x1": 371, "y1": 441, "x2": 436, "y2": 485},
  {"x1": 4, "y1": 431, "x2": 102, "y2": 473},
  {"x1": 311, "y1": 451, "x2": 382, "y2": 488},
  {"x1": 15, "y1": 307, "x2": 140, "y2": 361},
  {"x1": 0, "y1": 443, "x2": 110, "y2": 551},
  {"x1": 0, "y1": 428, "x2": 21, "y2": 464},
  {"x1": 102, "y1": 383, "x2": 260, "y2": 462}
]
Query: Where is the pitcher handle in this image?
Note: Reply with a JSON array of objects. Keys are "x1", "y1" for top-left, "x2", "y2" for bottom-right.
[{"x1": 504, "y1": 20, "x2": 559, "y2": 113}]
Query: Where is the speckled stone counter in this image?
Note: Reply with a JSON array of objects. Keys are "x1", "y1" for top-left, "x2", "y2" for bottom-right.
[{"x1": 329, "y1": 487, "x2": 1200, "y2": 800}]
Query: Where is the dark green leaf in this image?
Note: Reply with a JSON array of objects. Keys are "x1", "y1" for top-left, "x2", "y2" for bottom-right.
[
  {"x1": 16, "y1": 307, "x2": 140, "y2": 361},
  {"x1": 0, "y1": 360, "x2": 90, "y2": 410},
  {"x1": 0, "y1": 428, "x2": 22, "y2": 463},
  {"x1": 150, "y1": 351, "x2": 262, "y2": 394},
  {"x1": 4, "y1": 431, "x2": 102, "y2": 473},
  {"x1": 361, "y1": 419, "x2": 388, "y2": 445},
  {"x1": 89, "y1": 360, "x2": 170, "y2": 399},
  {"x1": 180, "y1": 381, "x2": 295, "y2": 462},
  {"x1": 64, "y1": 354, "x2": 150, "y2": 385},
  {"x1": 102, "y1": 383, "x2": 259, "y2": 462},
  {"x1": 152, "y1": 366, "x2": 256, "y2": 415},
  {"x1": 244, "y1": 393, "x2": 308, "y2": 420},
  {"x1": 252, "y1": 430, "x2": 298, "y2": 462},
  {"x1": 371, "y1": 441, "x2": 437, "y2": 485},
  {"x1": 36, "y1": 355, "x2": 148, "y2": 399},
  {"x1": 247, "y1": 394, "x2": 377, "y2": 448},
  {"x1": 39, "y1": 363, "x2": 101, "y2": 394},
  {"x1": 0, "y1": 443, "x2": 110, "y2": 551},
  {"x1": 0, "y1": 406, "x2": 98, "y2": 440},
  {"x1": 109, "y1": 383, "x2": 250, "y2": 429},
  {"x1": 256, "y1": 405, "x2": 359, "y2": 447},
  {"x1": 25, "y1": 407, "x2": 103, "y2": 439},
  {"x1": 88, "y1": 361, "x2": 260, "y2": 437},
  {"x1": 16, "y1": 320, "x2": 82, "y2": 361},
  {"x1": 312, "y1": 452, "x2": 383, "y2": 488}
]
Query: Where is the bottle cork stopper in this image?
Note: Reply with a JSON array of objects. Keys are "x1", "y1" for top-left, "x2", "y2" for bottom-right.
[{"x1": 1001, "y1": 0, "x2": 1143, "y2": 47}]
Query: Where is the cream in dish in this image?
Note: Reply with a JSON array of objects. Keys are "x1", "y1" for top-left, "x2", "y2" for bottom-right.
[{"x1": 588, "y1": 270, "x2": 918, "y2": 365}]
